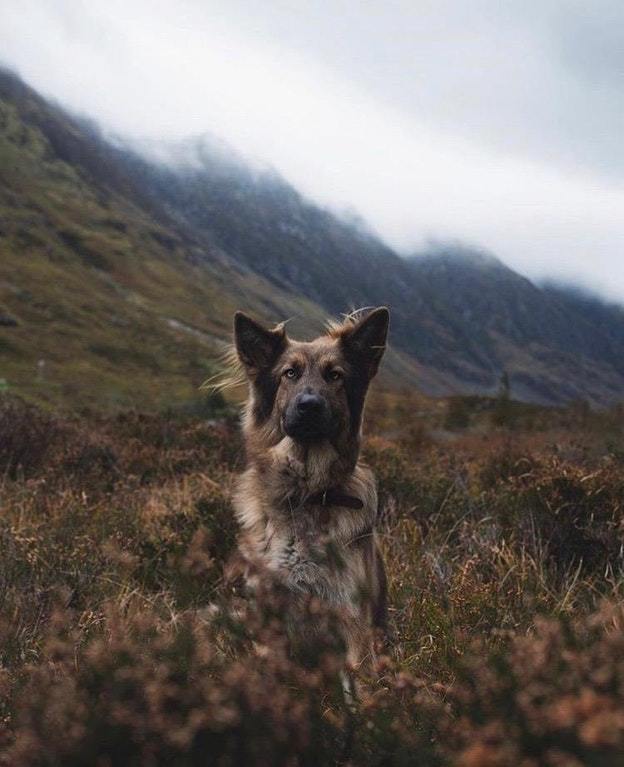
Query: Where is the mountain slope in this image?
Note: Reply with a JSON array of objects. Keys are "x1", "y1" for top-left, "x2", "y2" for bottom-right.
[
  {"x1": 407, "y1": 247, "x2": 624, "y2": 403},
  {"x1": 121, "y1": 138, "x2": 624, "y2": 405},
  {"x1": 0, "y1": 69, "x2": 329, "y2": 409},
  {"x1": 115, "y1": 139, "x2": 468, "y2": 370},
  {"x1": 1, "y1": 68, "x2": 624, "y2": 408}
]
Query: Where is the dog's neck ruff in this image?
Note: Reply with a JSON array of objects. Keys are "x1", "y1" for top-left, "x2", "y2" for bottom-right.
[{"x1": 305, "y1": 488, "x2": 364, "y2": 510}]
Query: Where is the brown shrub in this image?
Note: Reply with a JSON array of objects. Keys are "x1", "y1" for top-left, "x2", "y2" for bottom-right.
[
  {"x1": 445, "y1": 603, "x2": 624, "y2": 766},
  {"x1": 0, "y1": 588, "x2": 443, "y2": 767},
  {"x1": 0, "y1": 398, "x2": 66, "y2": 479},
  {"x1": 1, "y1": 602, "x2": 342, "y2": 766}
]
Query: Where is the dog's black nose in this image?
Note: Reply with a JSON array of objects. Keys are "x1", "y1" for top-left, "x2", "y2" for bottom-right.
[
  {"x1": 285, "y1": 391, "x2": 332, "y2": 442},
  {"x1": 296, "y1": 392, "x2": 325, "y2": 414}
]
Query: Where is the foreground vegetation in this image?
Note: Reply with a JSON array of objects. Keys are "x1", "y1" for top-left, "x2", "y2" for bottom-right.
[{"x1": 1, "y1": 392, "x2": 624, "y2": 765}]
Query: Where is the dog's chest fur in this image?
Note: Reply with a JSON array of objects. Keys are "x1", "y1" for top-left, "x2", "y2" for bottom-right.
[{"x1": 233, "y1": 437, "x2": 378, "y2": 606}]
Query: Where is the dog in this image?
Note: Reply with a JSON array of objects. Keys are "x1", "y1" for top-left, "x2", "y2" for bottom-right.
[{"x1": 229, "y1": 307, "x2": 389, "y2": 669}]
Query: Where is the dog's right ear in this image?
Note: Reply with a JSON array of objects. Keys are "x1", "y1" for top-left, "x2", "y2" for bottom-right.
[{"x1": 234, "y1": 312, "x2": 286, "y2": 372}]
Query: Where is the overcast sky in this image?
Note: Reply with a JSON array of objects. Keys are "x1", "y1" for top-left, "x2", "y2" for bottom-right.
[{"x1": 1, "y1": 0, "x2": 623, "y2": 300}]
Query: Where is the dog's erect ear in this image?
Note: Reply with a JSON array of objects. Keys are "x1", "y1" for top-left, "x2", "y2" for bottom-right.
[
  {"x1": 234, "y1": 312, "x2": 286, "y2": 372},
  {"x1": 341, "y1": 307, "x2": 389, "y2": 379}
]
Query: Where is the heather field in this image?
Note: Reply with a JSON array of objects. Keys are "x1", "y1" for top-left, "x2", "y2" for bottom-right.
[{"x1": 1, "y1": 392, "x2": 624, "y2": 766}]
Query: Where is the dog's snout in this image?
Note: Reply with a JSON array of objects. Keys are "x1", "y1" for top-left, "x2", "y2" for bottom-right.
[
  {"x1": 296, "y1": 392, "x2": 325, "y2": 414},
  {"x1": 284, "y1": 390, "x2": 332, "y2": 442}
]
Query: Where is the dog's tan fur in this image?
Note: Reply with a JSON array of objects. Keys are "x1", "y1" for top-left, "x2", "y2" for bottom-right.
[{"x1": 229, "y1": 308, "x2": 389, "y2": 666}]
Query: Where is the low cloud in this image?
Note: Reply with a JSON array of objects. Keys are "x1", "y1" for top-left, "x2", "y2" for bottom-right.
[{"x1": 1, "y1": 0, "x2": 623, "y2": 299}]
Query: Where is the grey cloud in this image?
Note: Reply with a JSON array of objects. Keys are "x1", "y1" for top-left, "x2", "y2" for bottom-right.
[
  {"x1": 0, "y1": 0, "x2": 623, "y2": 300},
  {"x1": 215, "y1": 0, "x2": 624, "y2": 180}
]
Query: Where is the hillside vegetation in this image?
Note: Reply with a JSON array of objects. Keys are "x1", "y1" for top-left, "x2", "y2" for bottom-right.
[{"x1": 2, "y1": 393, "x2": 624, "y2": 764}]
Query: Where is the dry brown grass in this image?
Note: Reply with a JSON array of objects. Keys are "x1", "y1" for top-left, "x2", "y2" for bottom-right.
[{"x1": 1, "y1": 394, "x2": 624, "y2": 765}]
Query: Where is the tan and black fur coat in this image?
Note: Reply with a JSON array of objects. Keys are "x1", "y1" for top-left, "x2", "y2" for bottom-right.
[{"x1": 230, "y1": 308, "x2": 389, "y2": 665}]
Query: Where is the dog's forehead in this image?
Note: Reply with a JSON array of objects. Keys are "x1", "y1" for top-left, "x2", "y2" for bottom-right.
[{"x1": 284, "y1": 335, "x2": 343, "y2": 365}]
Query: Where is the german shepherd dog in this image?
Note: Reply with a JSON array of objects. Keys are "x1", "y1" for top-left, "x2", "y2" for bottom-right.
[{"x1": 230, "y1": 307, "x2": 389, "y2": 669}]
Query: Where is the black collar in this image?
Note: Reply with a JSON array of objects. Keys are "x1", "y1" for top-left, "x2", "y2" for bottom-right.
[{"x1": 305, "y1": 488, "x2": 364, "y2": 510}]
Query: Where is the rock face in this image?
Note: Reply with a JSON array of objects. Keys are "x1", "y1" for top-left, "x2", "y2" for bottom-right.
[{"x1": 1, "y1": 66, "x2": 624, "y2": 407}]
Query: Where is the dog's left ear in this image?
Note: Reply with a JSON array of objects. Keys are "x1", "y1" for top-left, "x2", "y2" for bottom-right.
[{"x1": 341, "y1": 307, "x2": 389, "y2": 379}]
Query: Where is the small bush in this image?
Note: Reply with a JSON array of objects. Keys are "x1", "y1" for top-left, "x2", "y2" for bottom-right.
[
  {"x1": 445, "y1": 603, "x2": 624, "y2": 766},
  {"x1": 444, "y1": 396, "x2": 471, "y2": 430},
  {"x1": 0, "y1": 397, "x2": 65, "y2": 478}
]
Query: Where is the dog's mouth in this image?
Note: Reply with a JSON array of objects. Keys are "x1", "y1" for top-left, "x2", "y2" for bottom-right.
[{"x1": 283, "y1": 415, "x2": 333, "y2": 443}]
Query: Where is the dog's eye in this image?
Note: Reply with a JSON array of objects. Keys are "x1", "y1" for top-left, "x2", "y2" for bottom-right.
[
  {"x1": 283, "y1": 368, "x2": 298, "y2": 379},
  {"x1": 328, "y1": 370, "x2": 342, "y2": 381}
]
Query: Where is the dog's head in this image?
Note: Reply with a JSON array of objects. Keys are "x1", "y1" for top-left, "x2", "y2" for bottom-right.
[{"x1": 234, "y1": 308, "x2": 389, "y2": 444}]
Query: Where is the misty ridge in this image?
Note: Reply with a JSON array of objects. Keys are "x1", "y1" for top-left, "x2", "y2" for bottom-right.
[
  {"x1": 4, "y1": 0, "x2": 624, "y2": 296},
  {"x1": 2, "y1": 65, "x2": 624, "y2": 409}
]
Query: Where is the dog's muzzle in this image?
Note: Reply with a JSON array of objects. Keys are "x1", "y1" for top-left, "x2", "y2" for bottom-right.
[{"x1": 283, "y1": 391, "x2": 333, "y2": 442}]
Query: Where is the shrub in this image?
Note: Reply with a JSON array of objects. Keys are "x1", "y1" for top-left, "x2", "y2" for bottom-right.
[
  {"x1": 1, "y1": 592, "x2": 350, "y2": 767},
  {"x1": 444, "y1": 397, "x2": 471, "y2": 430},
  {"x1": 445, "y1": 603, "x2": 624, "y2": 766},
  {"x1": 0, "y1": 397, "x2": 65, "y2": 479}
]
